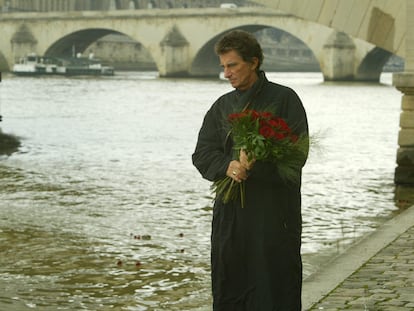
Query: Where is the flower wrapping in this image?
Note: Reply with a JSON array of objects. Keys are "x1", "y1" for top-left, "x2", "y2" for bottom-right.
[{"x1": 211, "y1": 109, "x2": 309, "y2": 207}]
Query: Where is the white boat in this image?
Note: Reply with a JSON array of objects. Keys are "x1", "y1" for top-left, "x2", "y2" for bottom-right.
[
  {"x1": 12, "y1": 54, "x2": 64, "y2": 75},
  {"x1": 12, "y1": 54, "x2": 114, "y2": 76}
]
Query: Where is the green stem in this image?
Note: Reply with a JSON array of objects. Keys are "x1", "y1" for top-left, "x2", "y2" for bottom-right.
[{"x1": 240, "y1": 181, "x2": 245, "y2": 208}]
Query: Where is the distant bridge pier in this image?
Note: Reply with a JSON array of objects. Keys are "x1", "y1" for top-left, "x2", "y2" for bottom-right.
[
  {"x1": 158, "y1": 25, "x2": 190, "y2": 78},
  {"x1": 393, "y1": 0, "x2": 414, "y2": 205},
  {"x1": 11, "y1": 24, "x2": 38, "y2": 64},
  {"x1": 320, "y1": 32, "x2": 356, "y2": 81},
  {"x1": 320, "y1": 31, "x2": 387, "y2": 82}
]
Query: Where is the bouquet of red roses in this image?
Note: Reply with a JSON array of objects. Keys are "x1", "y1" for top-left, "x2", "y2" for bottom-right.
[{"x1": 211, "y1": 109, "x2": 309, "y2": 207}]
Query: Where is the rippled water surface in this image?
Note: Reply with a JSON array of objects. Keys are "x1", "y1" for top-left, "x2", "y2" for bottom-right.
[{"x1": 0, "y1": 72, "x2": 402, "y2": 310}]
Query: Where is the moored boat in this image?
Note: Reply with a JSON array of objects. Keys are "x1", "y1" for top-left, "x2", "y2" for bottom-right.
[
  {"x1": 12, "y1": 54, "x2": 114, "y2": 76},
  {"x1": 12, "y1": 54, "x2": 64, "y2": 75}
]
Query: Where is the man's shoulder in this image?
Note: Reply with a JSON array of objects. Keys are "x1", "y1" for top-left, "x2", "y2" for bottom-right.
[
  {"x1": 204, "y1": 89, "x2": 237, "y2": 117},
  {"x1": 263, "y1": 80, "x2": 300, "y2": 99},
  {"x1": 213, "y1": 89, "x2": 237, "y2": 106},
  {"x1": 218, "y1": 88, "x2": 237, "y2": 99},
  {"x1": 266, "y1": 80, "x2": 295, "y2": 92}
]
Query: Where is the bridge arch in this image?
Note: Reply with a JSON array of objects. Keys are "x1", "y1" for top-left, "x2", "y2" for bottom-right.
[
  {"x1": 45, "y1": 28, "x2": 118, "y2": 57},
  {"x1": 356, "y1": 47, "x2": 394, "y2": 82},
  {"x1": 16, "y1": 25, "x2": 163, "y2": 73},
  {"x1": 190, "y1": 25, "x2": 266, "y2": 77},
  {"x1": 190, "y1": 24, "x2": 322, "y2": 77}
]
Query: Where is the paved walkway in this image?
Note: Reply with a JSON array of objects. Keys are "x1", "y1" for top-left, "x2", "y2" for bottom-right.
[{"x1": 302, "y1": 204, "x2": 414, "y2": 310}]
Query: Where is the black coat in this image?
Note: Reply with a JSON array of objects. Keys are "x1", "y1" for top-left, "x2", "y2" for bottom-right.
[{"x1": 192, "y1": 72, "x2": 309, "y2": 311}]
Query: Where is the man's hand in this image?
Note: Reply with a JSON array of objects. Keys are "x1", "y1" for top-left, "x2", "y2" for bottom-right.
[
  {"x1": 226, "y1": 160, "x2": 248, "y2": 182},
  {"x1": 239, "y1": 149, "x2": 255, "y2": 170}
]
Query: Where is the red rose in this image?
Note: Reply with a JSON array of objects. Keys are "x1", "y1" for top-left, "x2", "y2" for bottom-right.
[
  {"x1": 274, "y1": 132, "x2": 286, "y2": 140},
  {"x1": 259, "y1": 125, "x2": 276, "y2": 138},
  {"x1": 275, "y1": 118, "x2": 290, "y2": 132},
  {"x1": 259, "y1": 111, "x2": 273, "y2": 119},
  {"x1": 267, "y1": 119, "x2": 280, "y2": 128}
]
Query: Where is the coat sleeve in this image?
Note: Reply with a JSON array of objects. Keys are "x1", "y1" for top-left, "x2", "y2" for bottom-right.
[
  {"x1": 192, "y1": 106, "x2": 232, "y2": 182},
  {"x1": 248, "y1": 88, "x2": 309, "y2": 184}
]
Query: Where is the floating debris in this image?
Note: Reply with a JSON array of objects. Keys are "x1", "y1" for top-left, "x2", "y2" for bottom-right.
[{"x1": 131, "y1": 234, "x2": 151, "y2": 240}]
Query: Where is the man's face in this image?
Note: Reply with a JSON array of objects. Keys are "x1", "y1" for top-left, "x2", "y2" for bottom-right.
[{"x1": 219, "y1": 50, "x2": 258, "y2": 91}]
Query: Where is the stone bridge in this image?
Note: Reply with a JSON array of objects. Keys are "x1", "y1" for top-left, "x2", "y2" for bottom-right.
[{"x1": 0, "y1": 6, "x2": 402, "y2": 81}]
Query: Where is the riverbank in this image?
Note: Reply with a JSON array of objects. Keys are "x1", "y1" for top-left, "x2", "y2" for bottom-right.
[
  {"x1": 304, "y1": 204, "x2": 414, "y2": 310},
  {"x1": 0, "y1": 129, "x2": 20, "y2": 155}
]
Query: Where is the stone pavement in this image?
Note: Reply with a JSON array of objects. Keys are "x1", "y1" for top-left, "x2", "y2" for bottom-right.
[{"x1": 302, "y1": 204, "x2": 414, "y2": 310}]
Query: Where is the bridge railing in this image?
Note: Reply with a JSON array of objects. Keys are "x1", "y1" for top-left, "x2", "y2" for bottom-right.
[{"x1": 0, "y1": 0, "x2": 261, "y2": 13}]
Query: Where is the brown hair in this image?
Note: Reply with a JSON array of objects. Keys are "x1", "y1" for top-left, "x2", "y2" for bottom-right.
[{"x1": 214, "y1": 29, "x2": 264, "y2": 71}]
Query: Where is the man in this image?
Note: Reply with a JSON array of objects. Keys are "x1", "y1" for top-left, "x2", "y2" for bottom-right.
[{"x1": 192, "y1": 30, "x2": 309, "y2": 310}]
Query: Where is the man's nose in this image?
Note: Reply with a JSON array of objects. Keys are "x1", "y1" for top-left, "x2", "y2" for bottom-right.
[{"x1": 223, "y1": 67, "x2": 231, "y2": 78}]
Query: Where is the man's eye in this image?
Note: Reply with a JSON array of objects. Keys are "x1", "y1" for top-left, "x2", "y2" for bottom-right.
[{"x1": 220, "y1": 63, "x2": 237, "y2": 69}]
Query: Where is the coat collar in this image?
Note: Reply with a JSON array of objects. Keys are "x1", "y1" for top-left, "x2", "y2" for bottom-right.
[{"x1": 235, "y1": 71, "x2": 267, "y2": 111}]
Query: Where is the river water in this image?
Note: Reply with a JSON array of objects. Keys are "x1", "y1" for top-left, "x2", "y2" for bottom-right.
[{"x1": 0, "y1": 71, "x2": 402, "y2": 310}]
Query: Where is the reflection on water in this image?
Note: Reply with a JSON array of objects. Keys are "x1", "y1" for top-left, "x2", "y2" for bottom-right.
[{"x1": 0, "y1": 72, "x2": 401, "y2": 309}]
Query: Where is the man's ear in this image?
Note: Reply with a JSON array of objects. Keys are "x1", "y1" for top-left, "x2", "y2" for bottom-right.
[{"x1": 251, "y1": 57, "x2": 259, "y2": 71}]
